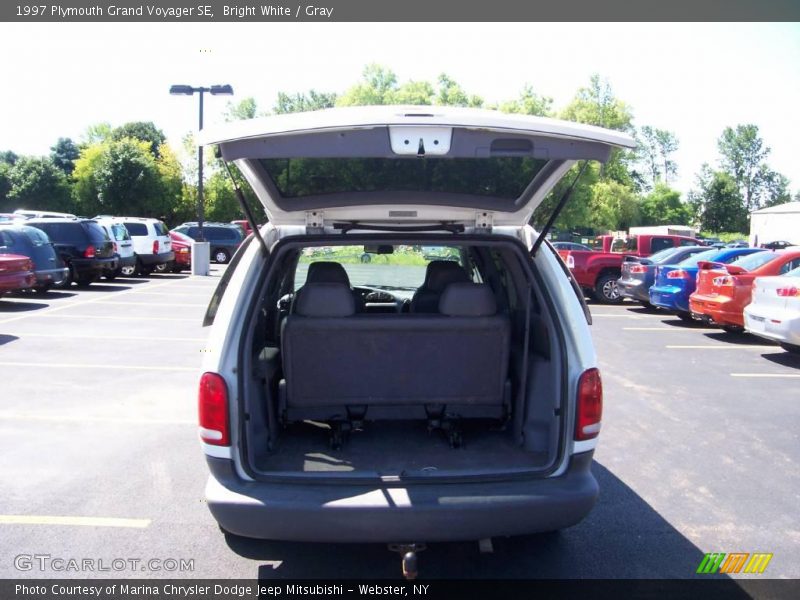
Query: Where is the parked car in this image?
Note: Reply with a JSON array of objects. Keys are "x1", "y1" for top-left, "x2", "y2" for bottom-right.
[
  {"x1": 231, "y1": 220, "x2": 253, "y2": 237},
  {"x1": 13, "y1": 209, "x2": 77, "y2": 220},
  {"x1": 552, "y1": 241, "x2": 592, "y2": 252},
  {"x1": 26, "y1": 218, "x2": 117, "y2": 287},
  {"x1": 196, "y1": 106, "x2": 636, "y2": 572},
  {"x1": 107, "y1": 217, "x2": 173, "y2": 275},
  {"x1": 690, "y1": 249, "x2": 800, "y2": 332},
  {"x1": 647, "y1": 247, "x2": 765, "y2": 320},
  {"x1": 761, "y1": 240, "x2": 797, "y2": 250},
  {"x1": 560, "y1": 234, "x2": 706, "y2": 304},
  {"x1": 0, "y1": 254, "x2": 36, "y2": 296},
  {"x1": 617, "y1": 245, "x2": 709, "y2": 306},
  {"x1": 0, "y1": 225, "x2": 69, "y2": 292},
  {"x1": 172, "y1": 222, "x2": 244, "y2": 264},
  {"x1": 725, "y1": 240, "x2": 749, "y2": 248},
  {"x1": 744, "y1": 265, "x2": 800, "y2": 353},
  {"x1": 168, "y1": 230, "x2": 193, "y2": 272},
  {"x1": 93, "y1": 218, "x2": 137, "y2": 278}
]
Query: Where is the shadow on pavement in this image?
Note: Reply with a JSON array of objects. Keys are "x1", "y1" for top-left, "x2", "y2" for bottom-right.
[
  {"x1": 222, "y1": 461, "x2": 741, "y2": 584},
  {"x1": 69, "y1": 284, "x2": 134, "y2": 293},
  {"x1": 0, "y1": 300, "x2": 49, "y2": 312},
  {"x1": 761, "y1": 350, "x2": 800, "y2": 369},
  {"x1": 661, "y1": 318, "x2": 713, "y2": 329},
  {"x1": 0, "y1": 334, "x2": 19, "y2": 346},
  {"x1": 703, "y1": 332, "x2": 777, "y2": 346}
]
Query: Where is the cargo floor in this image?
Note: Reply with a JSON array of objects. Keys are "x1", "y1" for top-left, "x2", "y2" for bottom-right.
[{"x1": 254, "y1": 420, "x2": 549, "y2": 474}]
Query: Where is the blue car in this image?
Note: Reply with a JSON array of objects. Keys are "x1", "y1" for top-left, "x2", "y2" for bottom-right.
[{"x1": 649, "y1": 247, "x2": 766, "y2": 320}]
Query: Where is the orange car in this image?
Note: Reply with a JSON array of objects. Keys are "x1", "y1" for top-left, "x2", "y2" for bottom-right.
[{"x1": 690, "y1": 249, "x2": 800, "y2": 332}]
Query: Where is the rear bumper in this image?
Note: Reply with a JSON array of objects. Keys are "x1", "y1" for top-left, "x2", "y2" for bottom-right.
[
  {"x1": 205, "y1": 451, "x2": 598, "y2": 543},
  {"x1": 0, "y1": 271, "x2": 35, "y2": 292},
  {"x1": 71, "y1": 257, "x2": 118, "y2": 276},
  {"x1": 116, "y1": 254, "x2": 136, "y2": 268},
  {"x1": 744, "y1": 307, "x2": 800, "y2": 346},
  {"x1": 689, "y1": 294, "x2": 742, "y2": 326},
  {"x1": 34, "y1": 267, "x2": 69, "y2": 287},
  {"x1": 138, "y1": 251, "x2": 175, "y2": 266},
  {"x1": 649, "y1": 285, "x2": 688, "y2": 312},
  {"x1": 617, "y1": 278, "x2": 649, "y2": 302}
]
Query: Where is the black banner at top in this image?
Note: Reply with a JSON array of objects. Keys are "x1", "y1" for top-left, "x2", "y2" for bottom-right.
[{"x1": 2, "y1": 0, "x2": 800, "y2": 22}]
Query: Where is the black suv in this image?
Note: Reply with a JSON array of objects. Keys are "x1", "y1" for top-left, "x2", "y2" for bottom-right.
[
  {"x1": 27, "y1": 219, "x2": 117, "y2": 287},
  {"x1": 172, "y1": 222, "x2": 244, "y2": 264}
]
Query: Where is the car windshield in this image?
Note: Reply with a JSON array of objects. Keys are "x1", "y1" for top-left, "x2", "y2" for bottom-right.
[
  {"x1": 678, "y1": 249, "x2": 721, "y2": 267},
  {"x1": 649, "y1": 247, "x2": 683, "y2": 264},
  {"x1": 729, "y1": 251, "x2": 778, "y2": 272},
  {"x1": 153, "y1": 221, "x2": 169, "y2": 236},
  {"x1": 294, "y1": 245, "x2": 465, "y2": 292}
]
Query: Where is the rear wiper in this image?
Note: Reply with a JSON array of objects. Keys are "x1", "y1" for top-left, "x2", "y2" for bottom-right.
[{"x1": 334, "y1": 222, "x2": 465, "y2": 234}]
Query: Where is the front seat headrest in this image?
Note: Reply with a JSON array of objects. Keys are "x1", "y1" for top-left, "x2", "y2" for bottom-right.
[
  {"x1": 305, "y1": 261, "x2": 351, "y2": 286},
  {"x1": 421, "y1": 260, "x2": 470, "y2": 292}
]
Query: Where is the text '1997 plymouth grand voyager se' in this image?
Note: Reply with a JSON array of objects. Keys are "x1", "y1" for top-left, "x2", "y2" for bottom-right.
[{"x1": 197, "y1": 106, "x2": 635, "y2": 577}]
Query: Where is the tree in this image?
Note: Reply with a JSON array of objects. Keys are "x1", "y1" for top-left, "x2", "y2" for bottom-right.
[
  {"x1": 83, "y1": 122, "x2": 113, "y2": 145},
  {"x1": 588, "y1": 180, "x2": 640, "y2": 231},
  {"x1": 436, "y1": 74, "x2": 483, "y2": 107},
  {"x1": 689, "y1": 166, "x2": 748, "y2": 233},
  {"x1": 273, "y1": 90, "x2": 336, "y2": 114},
  {"x1": 640, "y1": 183, "x2": 691, "y2": 226},
  {"x1": 389, "y1": 80, "x2": 435, "y2": 105},
  {"x1": 225, "y1": 97, "x2": 260, "y2": 121},
  {"x1": 5, "y1": 156, "x2": 72, "y2": 213},
  {"x1": 0, "y1": 150, "x2": 19, "y2": 165},
  {"x1": 111, "y1": 122, "x2": 166, "y2": 158},
  {"x1": 498, "y1": 85, "x2": 552, "y2": 116},
  {"x1": 50, "y1": 137, "x2": 80, "y2": 176},
  {"x1": 637, "y1": 126, "x2": 679, "y2": 188},
  {"x1": 337, "y1": 64, "x2": 399, "y2": 106},
  {"x1": 654, "y1": 129, "x2": 679, "y2": 184},
  {"x1": 0, "y1": 162, "x2": 13, "y2": 209}
]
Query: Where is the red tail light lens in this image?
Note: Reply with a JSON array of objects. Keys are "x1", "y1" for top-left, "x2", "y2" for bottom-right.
[
  {"x1": 629, "y1": 265, "x2": 647, "y2": 274},
  {"x1": 198, "y1": 372, "x2": 230, "y2": 446},
  {"x1": 776, "y1": 286, "x2": 800, "y2": 297},
  {"x1": 712, "y1": 276, "x2": 736, "y2": 287},
  {"x1": 83, "y1": 245, "x2": 95, "y2": 258},
  {"x1": 152, "y1": 240, "x2": 159, "y2": 254},
  {"x1": 575, "y1": 368, "x2": 603, "y2": 441},
  {"x1": 666, "y1": 269, "x2": 689, "y2": 279},
  {"x1": 113, "y1": 242, "x2": 118, "y2": 253},
  {"x1": 566, "y1": 254, "x2": 575, "y2": 269}
]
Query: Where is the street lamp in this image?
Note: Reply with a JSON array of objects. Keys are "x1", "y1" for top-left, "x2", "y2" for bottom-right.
[{"x1": 169, "y1": 84, "x2": 233, "y2": 243}]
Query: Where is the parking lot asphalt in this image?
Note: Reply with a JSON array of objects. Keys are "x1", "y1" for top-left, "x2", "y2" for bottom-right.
[{"x1": 0, "y1": 274, "x2": 798, "y2": 581}]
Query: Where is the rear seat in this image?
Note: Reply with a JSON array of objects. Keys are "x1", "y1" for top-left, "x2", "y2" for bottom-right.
[{"x1": 279, "y1": 281, "x2": 511, "y2": 430}]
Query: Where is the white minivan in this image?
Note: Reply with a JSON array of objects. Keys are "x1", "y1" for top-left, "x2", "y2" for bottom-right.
[
  {"x1": 196, "y1": 106, "x2": 634, "y2": 575},
  {"x1": 106, "y1": 217, "x2": 173, "y2": 275}
]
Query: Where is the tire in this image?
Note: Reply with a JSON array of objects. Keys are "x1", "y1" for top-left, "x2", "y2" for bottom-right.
[
  {"x1": 594, "y1": 273, "x2": 623, "y2": 304},
  {"x1": 136, "y1": 259, "x2": 152, "y2": 276},
  {"x1": 721, "y1": 325, "x2": 744, "y2": 334},
  {"x1": 154, "y1": 263, "x2": 168, "y2": 273},
  {"x1": 120, "y1": 264, "x2": 136, "y2": 277},
  {"x1": 780, "y1": 343, "x2": 800, "y2": 355},
  {"x1": 171, "y1": 264, "x2": 184, "y2": 273},
  {"x1": 677, "y1": 311, "x2": 694, "y2": 322},
  {"x1": 213, "y1": 248, "x2": 230, "y2": 264}
]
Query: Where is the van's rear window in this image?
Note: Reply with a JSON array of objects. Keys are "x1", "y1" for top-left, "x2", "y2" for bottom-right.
[{"x1": 259, "y1": 157, "x2": 547, "y2": 199}]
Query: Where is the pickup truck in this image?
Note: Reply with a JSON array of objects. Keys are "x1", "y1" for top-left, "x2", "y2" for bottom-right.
[{"x1": 559, "y1": 234, "x2": 706, "y2": 304}]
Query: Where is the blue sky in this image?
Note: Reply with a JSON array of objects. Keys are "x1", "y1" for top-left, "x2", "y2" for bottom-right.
[{"x1": 1, "y1": 22, "x2": 798, "y2": 196}]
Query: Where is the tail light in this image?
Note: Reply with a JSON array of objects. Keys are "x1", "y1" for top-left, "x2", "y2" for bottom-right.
[
  {"x1": 712, "y1": 276, "x2": 736, "y2": 287},
  {"x1": 83, "y1": 245, "x2": 95, "y2": 258},
  {"x1": 629, "y1": 265, "x2": 647, "y2": 274},
  {"x1": 776, "y1": 286, "x2": 800, "y2": 297},
  {"x1": 575, "y1": 368, "x2": 603, "y2": 441},
  {"x1": 113, "y1": 242, "x2": 118, "y2": 253},
  {"x1": 198, "y1": 372, "x2": 230, "y2": 446},
  {"x1": 177, "y1": 247, "x2": 189, "y2": 254},
  {"x1": 566, "y1": 254, "x2": 575, "y2": 269},
  {"x1": 152, "y1": 240, "x2": 159, "y2": 254},
  {"x1": 666, "y1": 269, "x2": 689, "y2": 279}
]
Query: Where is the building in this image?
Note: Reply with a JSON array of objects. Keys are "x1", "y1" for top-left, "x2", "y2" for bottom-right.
[{"x1": 749, "y1": 202, "x2": 800, "y2": 247}]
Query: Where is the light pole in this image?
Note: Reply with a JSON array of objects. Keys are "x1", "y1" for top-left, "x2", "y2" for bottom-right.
[{"x1": 169, "y1": 84, "x2": 233, "y2": 242}]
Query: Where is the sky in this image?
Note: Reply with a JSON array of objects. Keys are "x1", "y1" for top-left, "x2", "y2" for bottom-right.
[{"x1": 1, "y1": 22, "x2": 798, "y2": 196}]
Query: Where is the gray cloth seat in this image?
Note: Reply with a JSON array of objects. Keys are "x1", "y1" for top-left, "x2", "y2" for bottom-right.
[
  {"x1": 294, "y1": 261, "x2": 364, "y2": 312},
  {"x1": 410, "y1": 260, "x2": 471, "y2": 313},
  {"x1": 280, "y1": 282, "x2": 510, "y2": 423}
]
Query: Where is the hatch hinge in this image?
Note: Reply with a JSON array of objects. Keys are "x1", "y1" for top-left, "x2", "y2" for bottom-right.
[
  {"x1": 475, "y1": 211, "x2": 493, "y2": 233},
  {"x1": 305, "y1": 211, "x2": 324, "y2": 234}
]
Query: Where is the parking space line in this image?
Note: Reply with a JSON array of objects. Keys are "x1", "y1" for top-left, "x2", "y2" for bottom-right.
[
  {"x1": 623, "y1": 327, "x2": 719, "y2": 332},
  {"x1": 21, "y1": 314, "x2": 198, "y2": 322},
  {"x1": 0, "y1": 412, "x2": 193, "y2": 425},
  {"x1": 0, "y1": 515, "x2": 150, "y2": 528},
  {"x1": 730, "y1": 373, "x2": 800, "y2": 378},
  {"x1": 0, "y1": 361, "x2": 196, "y2": 372},
  {"x1": 4, "y1": 332, "x2": 206, "y2": 342},
  {"x1": 97, "y1": 301, "x2": 208, "y2": 308},
  {"x1": 666, "y1": 345, "x2": 770, "y2": 350}
]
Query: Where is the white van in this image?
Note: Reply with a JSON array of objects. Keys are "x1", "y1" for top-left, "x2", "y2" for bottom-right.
[
  {"x1": 196, "y1": 106, "x2": 634, "y2": 576},
  {"x1": 14, "y1": 209, "x2": 77, "y2": 220},
  {"x1": 103, "y1": 217, "x2": 173, "y2": 275}
]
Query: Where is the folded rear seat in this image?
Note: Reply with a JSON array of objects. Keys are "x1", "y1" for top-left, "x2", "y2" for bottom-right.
[{"x1": 280, "y1": 281, "x2": 510, "y2": 424}]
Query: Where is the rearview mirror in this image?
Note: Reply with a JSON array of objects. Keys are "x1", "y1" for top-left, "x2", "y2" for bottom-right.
[{"x1": 363, "y1": 245, "x2": 394, "y2": 255}]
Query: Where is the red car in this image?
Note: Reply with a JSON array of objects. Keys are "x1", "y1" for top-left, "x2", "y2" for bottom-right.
[
  {"x1": 169, "y1": 230, "x2": 193, "y2": 272},
  {"x1": 231, "y1": 220, "x2": 253, "y2": 237},
  {"x1": 689, "y1": 249, "x2": 800, "y2": 332},
  {"x1": 0, "y1": 254, "x2": 36, "y2": 296}
]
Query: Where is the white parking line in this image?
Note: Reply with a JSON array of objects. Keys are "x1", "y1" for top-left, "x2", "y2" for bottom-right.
[
  {"x1": 98, "y1": 301, "x2": 208, "y2": 308},
  {"x1": 0, "y1": 515, "x2": 150, "y2": 528},
  {"x1": 0, "y1": 361, "x2": 196, "y2": 372},
  {"x1": 666, "y1": 345, "x2": 770, "y2": 350},
  {"x1": 0, "y1": 412, "x2": 193, "y2": 425},
  {"x1": 22, "y1": 314, "x2": 198, "y2": 322},
  {"x1": 623, "y1": 327, "x2": 719, "y2": 332},
  {"x1": 5, "y1": 332, "x2": 206, "y2": 342},
  {"x1": 730, "y1": 373, "x2": 800, "y2": 378}
]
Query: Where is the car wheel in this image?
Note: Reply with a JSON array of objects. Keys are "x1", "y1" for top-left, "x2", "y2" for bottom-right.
[
  {"x1": 594, "y1": 273, "x2": 623, "y2": 304},
  {"x1": 360, "y1": 253, "x2": 371, "y2": 263},
  {"x1": 677, "y1": 311, "x2": 694, "y2": 322},
  {"x1": 780, "y1": 343, "x2": 800, "y2": 354},
  {"x1": 721, "y1": 325, "x2": 744, "y2": 334},
  {"x1": 213, "y1": 248, "x2": 230, "y2": 264},
  {"x1": 120, "y1": 265, "x2": 136, "y2": 276},
  {"x1": 154, "y1": 263, "x2": 168, "y2": 273}
]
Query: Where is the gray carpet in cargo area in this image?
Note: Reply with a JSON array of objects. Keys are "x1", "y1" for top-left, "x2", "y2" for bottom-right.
[{"x1": 255, "y1": 420, "x2": 549, "y2": 475}]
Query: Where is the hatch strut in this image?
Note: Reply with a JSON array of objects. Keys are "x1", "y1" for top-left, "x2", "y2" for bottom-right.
[
  {"x1": 334, "y1": 222, "x2": 465, "y2": 234},
  {"x1": 220, "y1": 160, "x2": 269, "y2": 256},
  {"x1": 530, "y1": 160, "x2": 589, "y2": 256}
]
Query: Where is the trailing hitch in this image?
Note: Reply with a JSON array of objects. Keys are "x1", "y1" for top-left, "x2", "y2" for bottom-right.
[{"x1": 388, "y1": 543, "x2": 426, "y2": 580}]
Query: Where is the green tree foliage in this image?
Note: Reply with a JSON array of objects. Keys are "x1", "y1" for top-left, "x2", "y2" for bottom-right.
[
  {"x1": 83, "y1": 122, "x2": 113, "y2": 145},
  {"x1": 640, "y1": 183, "x2": 692, "y2": 226},
  {"x1": 588, "y1": 180, "x2": 641, "y2": 231},
  {"x1": 274, "y1": 90, "x2": 336, "y2": 115},
  {"x1": 111, "y1": 122, "x2": 167, "y2": 158},
  {"x1": 50, "y1": 137, "x2": 80, "y2": 176},
  {"x1": 337, "y1": 64, "x2": 398, "y2": 106},
  {"x1": 637, "y1": 126, "x2": 679, "y2": 188},
  {"x1": 225, "y1": 97, "x2": 259, "y2": 121},
  {"x1": 72, "y1": 138, "x2": 182, "y2": 219},
  {"x1": 0, "y1": 150, "x2": 19, "y2": 165},
  {"x1": 689, "y1": 167, "x2": 748, "y2": 233},
  {"x1": 0, "y1": 162, "x2": 14, "y2": 208},
  {"x1": 498, "y1": 85, "x2": 552, "y2": 116},
  {"x1": 436, "y1": 74, "x2": 483, "y2": 108},
  {"x1": 4, "y1": 156, "x2": 72, "y2": 213}
]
